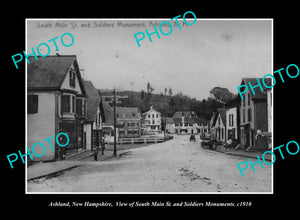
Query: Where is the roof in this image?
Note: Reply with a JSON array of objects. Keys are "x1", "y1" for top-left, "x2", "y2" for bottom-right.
[
  {"x1": 173, "y1": 111, "x2": 196, "y2": 119},
  {"x1": 84, "y1": 80, "x2": 100, "y2": 98},
  {"x1": 241, "y1": 78, "x2": 271, "y2": 100},
  {"x1": 86, "y1": 98, "x2": 100, "y2": 122},
  {"x1": 101, "y1": 101, "x2": 114, "y2": 126},
  {"x1": 116, "y1": 107, "x2": 141, "y2": 119},
  {"x1": 216, "y1": 108, "x2": 226, "y2": 126},
  {"x1": 84, "y1": 81, "x2": 101, "y2": 122},
  {"x1": 142, "y1": 107, "x2": 161, "y2": 116},
  {"x1": 165, "y1": 117, "x2": 174, "y2": 124},
  {"x1": 27, "y1": 55, "x2": 86, "y2": 96},
  {"x1": 173, "y1": 118, "x2": 182, "y2": 124}
]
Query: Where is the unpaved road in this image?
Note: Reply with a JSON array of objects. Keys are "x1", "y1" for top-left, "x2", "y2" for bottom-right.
[{"x1": 27, "y1": 135, "x2": 272, "y2": 192}]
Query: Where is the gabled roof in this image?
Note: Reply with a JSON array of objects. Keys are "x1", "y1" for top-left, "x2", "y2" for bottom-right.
[
  {"x1": 241, "y1": 78, "x2": 271, "y2": 100},
  {"x1": 212, "y1": 108, "x2": 226, "y2": 127},
  {"x1": 84, "y1": 80, "x2": 100, "y2": 98},
  {"x1": 27, "y1": 55, "x2": 86, "y2": 96},
  {"x1": 101, "y1": 101, "x2": 114, "y2": 126},
  {"x1": 142, "y1": 107, "x2": 161, "y2": 117},
  {"x1": 116, "y1": 107, "x2": 141, "y2": 119},
  {"x1": 86, "y1": 98, "x2": 100, "y2": 122},
  {"x1": 217, "y1": 108, "x2": 226, "y2": 126},
  {"x1": 84, "y1": 81, "x2": 101, "y2": 122}
]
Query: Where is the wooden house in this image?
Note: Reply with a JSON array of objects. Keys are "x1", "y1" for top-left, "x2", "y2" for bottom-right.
[{"x1": 27, "y1": 55, "x2": 87, "y2": 160}]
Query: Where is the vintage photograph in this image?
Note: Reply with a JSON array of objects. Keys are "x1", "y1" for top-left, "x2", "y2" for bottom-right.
[{"x1": 26, "y1": 18, "x2": 273, "y2": 193}]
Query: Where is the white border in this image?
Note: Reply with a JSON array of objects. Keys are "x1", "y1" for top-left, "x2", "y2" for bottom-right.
[{"x1": 25, "y1": 18, "x2": 274, "y2": 195}]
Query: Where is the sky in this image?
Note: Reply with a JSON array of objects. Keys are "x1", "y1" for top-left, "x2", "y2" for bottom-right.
[{"x1": 27, "y1": 19, "x2": 272, "y2": 100}]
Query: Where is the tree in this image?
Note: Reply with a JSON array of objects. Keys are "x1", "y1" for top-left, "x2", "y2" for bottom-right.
[
  {"x1": 168, "y1": 87, "x2": 173, "y2": 96},
  {"x1": 144, "y1": 82, "x2": 154, "y2": 110},
  {"x1": 209, "y1": 87, "x2": 234, "y2": 104},
  {"x1": 147, "y1": 82, "x2": 154, "y2": 94},
  {"x1": 164, "y1": 87, "x2": 167, "y2": 96},
  {"x1": 140, "y1": 90, "x2": 145, "y2": 100}
]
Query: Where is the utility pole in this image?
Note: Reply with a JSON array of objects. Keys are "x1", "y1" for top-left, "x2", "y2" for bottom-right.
[{"x1": 113, "y1": 88, "x2": 117, "y2": 156}]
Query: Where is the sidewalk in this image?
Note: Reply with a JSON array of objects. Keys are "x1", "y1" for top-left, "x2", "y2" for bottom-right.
[
  {"x1": 27, "y1": 149, "x2": 130, "y2": 181},
  {"x1": 224, "y1": 149, "x2": 272, "y2": 161}
]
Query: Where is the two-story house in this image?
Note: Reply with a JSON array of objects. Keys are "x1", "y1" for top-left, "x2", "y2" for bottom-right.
[
  {"x1": 27, "y1": 55, "x2": 87, "y2": 161},
  {"x1": 116, "y1": 107, "x2": 141, "y2": 138},
  {"x1": 141, "y1": 106, "x2": 162, "y2": 133},
  {"x1": 239, "y1": 78, "x2": 270, "y2": 150}
]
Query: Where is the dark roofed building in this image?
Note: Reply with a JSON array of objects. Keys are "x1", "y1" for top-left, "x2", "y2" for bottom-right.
[
  {"x1": 172, "y1": 111, "x2": 208, "y2": 135},
  {"x1": 83, "y1": 80, "x2": 103, "y2": 151},
  {"x1": 27, "y1": 55, "x2": 87, "y2": 160},
  {"x1": 240, "y1": 78, "x2": 271, "y2": 100},
  {"x1": 116, "y1": 107, "x2": 141, "y2": 138}
]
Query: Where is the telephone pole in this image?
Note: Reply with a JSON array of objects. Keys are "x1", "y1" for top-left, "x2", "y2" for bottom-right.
[{"x1": 113, "y1": 88, "x2": 117, "y2": 156}]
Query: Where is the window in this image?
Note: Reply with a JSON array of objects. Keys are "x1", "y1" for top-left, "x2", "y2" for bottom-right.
[
  {"x1": 72, "y1": 96, "x2": 75, "y2": 113},
  {"x1": 243, "y1": 109, "x2": 245, "y2": 123},
  {"x1": 28, "y1": 95, "x2": 38, "y2": 114},
  {"x1": 152, "y1": 120, "x2": 155, "y2": 125},
  {"x1": 76, "y1": 98, "x2": 82, "y2": 115},
  {"x1": 83, "y1": 99, "x2": 86, "y2": 115},
  {"x1": 229, "y1": 114, "x2": 234, "y2": 127},
  {"x1": 76, "y1": 98, "x2": 86, "y2": 116},
  {"x1": 248, "y1": 108, "x2": 252, "y2": 122},
  {"x1": 243, "y1": 96, "x2": 245, "y2": 107},
  {"x1": 128, "y1": 129, "x2": 133, "y2": 135},
  {"x1": 62, "y1": 95, "x2": 70, "y2": 113},
  {"x1": 156, "y1": 114, "x2": 158, "y2": 118},
  {"x1": 248, "y1": 93, "x2": 251, "y2": 106},
  {"x1": 152, "y1": 114, "x2": 154, "y2": 118},
  {"x1": 148, "y1": 114, "x2": 150, "y2": 118},
  {"x1": 69, "y1": 69, "x2": 76, "y2": 88},
  {"x1": 119, "y1": 129, "x2": 125, "y2": 136},
  {"x1": 221, "y1": 128, "x2": 224, "y2": 139}
]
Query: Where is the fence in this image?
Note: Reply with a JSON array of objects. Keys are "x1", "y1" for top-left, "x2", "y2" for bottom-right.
[
  {"x1": 118, "y1": 137, "x2": 165, "y2": 144},
  {"x1": 106, "y1": 135, "x2": 173, "y2": 145}
]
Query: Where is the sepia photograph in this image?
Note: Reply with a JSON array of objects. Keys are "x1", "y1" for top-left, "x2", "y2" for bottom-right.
[{"x1": 25, "y1": 18, "x2": 273, "y2": 193}]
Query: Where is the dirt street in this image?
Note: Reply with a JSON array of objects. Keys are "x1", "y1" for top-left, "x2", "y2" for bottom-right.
[{"x1": 27, "y1": 135, "x2": 272, "y2": 193}]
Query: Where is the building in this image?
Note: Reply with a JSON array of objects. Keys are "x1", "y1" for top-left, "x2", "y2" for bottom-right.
[
  {"x1": 101, "y1": 101, "x2": 118, "y2": 144},
  {"x1": 83, "y1": 80, "x2": 103, "y2": 151},
  {"x1": 239, "y1": 78, "x2": 270, "y2": 150},
  {"x1": 172, "y1": 111, "x2": 208, "y2": 135},
  {"x1": 141, "y1": 106, "x2": 162, "y2": 134},
  {"x1": 226, "y1": 106, "x2": 240, "y2": 142},
  {"x1": 213, "y1": 108, "x2": 227, "y2": 143},
  {"x1": 209, "y1": 112, "x2": 218, "y2": 140},
  {"x1": 267, "y1": 88, "x2": 272, "y2": 133},
  {"x1": 116, "y1": 107, "x2": 141, "y2": 138},
  {"x1": 27, "y1": 55, "x2": 87, "y2": 160}
]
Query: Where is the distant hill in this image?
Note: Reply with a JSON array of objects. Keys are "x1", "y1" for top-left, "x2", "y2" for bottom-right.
[{"x1": 98, "y1": 89, "x2": 223, "y2": 120}]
